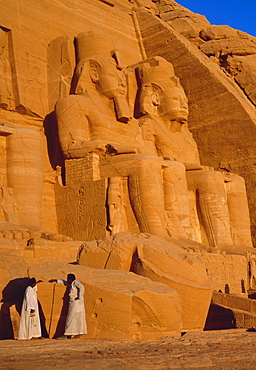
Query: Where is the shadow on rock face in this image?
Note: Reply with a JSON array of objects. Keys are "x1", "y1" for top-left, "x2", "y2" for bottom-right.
[
  {"x1": 1, "y1": 277, "x2": 30, "y2": 304},
  {"x1": 0, "y1": 277, "x2": 29, "y2": 340},
  {"x1": 52, "y1": 287, "x2": 69, "y2": 339},
  {"x1": 0, "y1": 278, "x2": 49, "y2": 340}
]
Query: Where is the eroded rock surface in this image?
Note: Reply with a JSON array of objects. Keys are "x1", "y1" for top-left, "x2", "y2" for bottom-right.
[
  {"x1": 1, "y1": 0, "x2": 256, "y2": 342},
  {"x1": 29, "y1": 262, "x2": 182, "y2": 339}
]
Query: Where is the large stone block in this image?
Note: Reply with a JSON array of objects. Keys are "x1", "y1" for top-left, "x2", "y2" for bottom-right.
[
  {"x1": 199, "y1": 253, "x2": 249, "y2": 295},
  {"x1": 29, "y1": 262, "x2": 182, "y2": 339},
  {"x1": 132, "y1": 239, "x2": 212, "y2": 331},
  {"x1": 78, "y1": 232, "x2": 213, "y2": 331},
  {"x1": 78, "y1": 232, "x2": 138, "y2": 270}
]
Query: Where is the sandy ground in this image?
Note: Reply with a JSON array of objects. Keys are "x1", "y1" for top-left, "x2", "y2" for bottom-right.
[{"x1": 1, "y1": 329, "x2": 256, "y2": 369}]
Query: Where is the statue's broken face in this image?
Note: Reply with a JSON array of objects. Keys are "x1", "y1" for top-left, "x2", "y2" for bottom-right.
[{"x1": 90, "y1": 59, "x2": 127, "y2": 99}]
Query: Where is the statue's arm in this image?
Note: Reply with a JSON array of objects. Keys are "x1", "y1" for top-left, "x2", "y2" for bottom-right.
[
  {"x1": 184, "y1": 163, "x2": 214, "y2": 171},
  {"x1": 153, "y1": 121, "x2": 177, "y2": 160},
  {"x1": 55, "y1": 95, "x2": 108, "y2": 158},
  {"x1": 55, "y1": 95, "x2": 139, "y2": 158},
  {"x1": 63, "y1": 139, "x2": 108, "y2": 158}
]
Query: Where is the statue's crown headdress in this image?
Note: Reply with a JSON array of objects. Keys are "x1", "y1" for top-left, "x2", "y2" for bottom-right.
[
  {"x1": 137, "y1": 56, "x2": 176, "y2": 85},
  {"x1": 75, "y1": 31, "x2": 115, "y2": 63}
]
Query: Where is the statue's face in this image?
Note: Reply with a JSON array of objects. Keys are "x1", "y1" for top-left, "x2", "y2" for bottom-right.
[
  {"x1": 157, "y1": 84, "x2": 188, "y2": 123},
  {"x1": 95, "y1": 59, "x2": 127, "y2": 99},
  {"x1": 162, "y1": 86, "x2": 188, "y2": 122}
]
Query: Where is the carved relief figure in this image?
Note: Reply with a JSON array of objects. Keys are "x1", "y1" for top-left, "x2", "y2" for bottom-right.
[
  {"x1": 47, "y1": 35, "x2": 74, "y2": 112},
  {"x1": 107, "y1": 177, "x2": 128, "y2": 235},
  {"x1": 23, "y1": 64, "x2": 45, "y2": 117},
  {"x1": 0, "y1": 187, "x2": 19, "y2": 224}
]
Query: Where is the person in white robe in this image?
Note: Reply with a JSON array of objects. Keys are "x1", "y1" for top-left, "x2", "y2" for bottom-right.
[
  {"x1": 49, "y1": 273, "x2": 87, "y2": 339},
  {"x1": 18, "y1": 278, "x2": 42, "y2": 340}
]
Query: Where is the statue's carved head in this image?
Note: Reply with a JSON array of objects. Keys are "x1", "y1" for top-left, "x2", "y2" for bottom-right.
[
  {"x1": 73, "y1": 31, "x2": 126, "y2": 99},
  {"x1": 73, "y1": 56, "x2": 127, "y2": 100},
  {"x1": 72, "y1": 31, "x2": 131, "y2": 122},
  {"x1": 137, "y1": 56, "x2": 188, "y2": 123},
  {"x1": 89, "y1": 56, "x2": 127, "y2": 99}
]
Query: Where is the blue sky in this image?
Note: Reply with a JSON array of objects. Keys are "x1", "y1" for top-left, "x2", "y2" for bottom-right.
[{"x1": 177, "y1": 0, "x2": 256, "y2": 37}]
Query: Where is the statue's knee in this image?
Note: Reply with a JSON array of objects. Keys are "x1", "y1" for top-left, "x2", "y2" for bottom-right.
[
  {"x1": 163, "y1": 161, "x2": 186, "y2": 181},
  {"x1": 195, "y1": 170, "x2": 224, "y2": 185},
  {"x1": 188, "y1": 169, "x2": 225, "y2": 193},
  {"x1": 224, "y1": 173, "x2": 246, "y2": 193},
  {"x1": 136, "y1": 154, "x2": 162, "y2": 172}
]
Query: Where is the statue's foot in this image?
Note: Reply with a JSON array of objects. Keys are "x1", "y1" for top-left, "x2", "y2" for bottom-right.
[
  {"x1": 0, "y1": 220, "x2": 30, "y2": 240},
  {"x1": 0, "y1": 221, "x2": 72, "y2": 241},
  {"x1": 209, "y1": 244, "x2": 256, "y2": 256},
  {"x1": 25, "y1": 225, "x2": 73, "y2": 242}
]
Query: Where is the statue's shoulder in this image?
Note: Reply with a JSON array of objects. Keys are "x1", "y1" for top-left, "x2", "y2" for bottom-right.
[{"x1": 55, "y1": 94, "x2": 88, "y2": 112}]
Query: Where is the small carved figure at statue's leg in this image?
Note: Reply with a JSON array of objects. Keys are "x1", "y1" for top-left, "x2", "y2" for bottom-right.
[
  {"x1": 128, "y1": 157, "x2": 167, "y2": 238},
  {"x1": 187, "y1": 169, "x2": 233, "y2": 248},
  {"x1": 224, "y1": 173, "x2": 253, "y2": 248},
  {"x1": 163, "y1": 161, "x2": 191, "y2": 239}
]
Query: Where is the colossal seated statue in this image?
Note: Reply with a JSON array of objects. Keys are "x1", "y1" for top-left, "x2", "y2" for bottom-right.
[
  {"x1": 136, "y1": 56, "x2": 252, "y2": 249},
  {"x1": 55, "y1": 31, "x2": 252, "y2": 250},
  {"x1": 55, "y1": 32, "x2": 170, "y2": 239}
]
